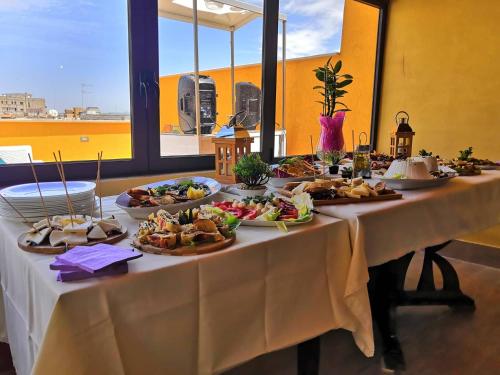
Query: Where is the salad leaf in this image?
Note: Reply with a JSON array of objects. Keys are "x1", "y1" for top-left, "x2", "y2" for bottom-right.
[
  {"x1": 224, "y1": 213, "x2": 240, "y2": 231},
  {"x1": 256, "y1": 207, "x2": 281, "y2": 221},
  {"x1": 275, "y1": 221, "x2": 288, "y2": 233},
  {"x1": 291, "y1": 193, "x2": 314, "y2": 220}
]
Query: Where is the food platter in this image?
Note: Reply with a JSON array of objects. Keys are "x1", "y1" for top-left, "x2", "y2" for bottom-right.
[
  {"x1": 380, "y1": 175, "x2": 455, "y2": 190},
  {"x1": 133, "y1": 235, "x2": 235, "y2": 256},
  {"x1": 115, "y1": 177, "x2": 221, "y2": 219},
  {"x1": 18, "y1": 229, "x2": 128, "y2": 255},
  {"x1": 269, "y1": 157, "x2": 325, "y2": 188},
  {"x1": 207, "y1": 193, "x2": 314, "y2": 227},
  {"x1": 240, "y1": 215, "x2": 313, "y2": 227},
  {"x1": 313, "y1": 193, "x2": 402, "y2": 206},
  {"x1": 133, "y1": 207, "x2": 239, "y2": 255}
]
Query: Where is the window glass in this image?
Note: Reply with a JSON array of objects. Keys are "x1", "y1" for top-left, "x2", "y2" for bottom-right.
[
  {"x1": 158, "y1": 0, "x2": 265, "y2": 157},
  {"x1": 274, "y1": 0, "x2": 377, "y2": 157},
  {"x1": 0, "y1": 0, "x2": 131, "y2": 164}
]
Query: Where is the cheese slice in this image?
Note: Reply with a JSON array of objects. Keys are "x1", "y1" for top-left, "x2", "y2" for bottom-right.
[
  {"x1": 49, "y1": 230, "x2": 88, "y2": 247},
  {"x1": 24, "y1": 227, "x2": 52, "y2": 246},
  {"x1": 87, "y1": 225, "x2": 108, "y2": 240},
  {"x1": 97, "y1": 218, "x2": 122, "y2": 233}
]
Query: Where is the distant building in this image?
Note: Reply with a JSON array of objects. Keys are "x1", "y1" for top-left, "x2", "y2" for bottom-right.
[{"x1": 0, "y1": 93, "x2": 46, "y2": 118}]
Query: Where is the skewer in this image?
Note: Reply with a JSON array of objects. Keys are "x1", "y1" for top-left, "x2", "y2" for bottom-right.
[
  {"x1": 97, "y1": 151, "x2": 103, "y2": 220},
  {"x1": 28, "y1": 154, "x2": 51, "y2": 228},
  {"x1": 0, "y1": 193, "x2": 31, "y2": 227},
  {"x1": 90, "y1": 152, "x2": 100, "y2": 218},
  {"x1": 57, "y1": 151, "x2": 76, "y2": 217},
  {"x1": 309, "y1": 135, "x2": 317, "y2": 179},
  {"x1": 53, "y1": 152, "x2": 74, "y2": 227}
]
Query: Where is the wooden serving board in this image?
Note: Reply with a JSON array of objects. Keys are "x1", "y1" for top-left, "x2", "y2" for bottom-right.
[
  {"x1": 313, "y1": 192, "x2": 402, "y2": 206},
  {"x1": 133, "y1": 235, "x2": 235, "y2": 256},
  {"x1": 18, "y1": 229, "x2": 129, "y2": 255}
]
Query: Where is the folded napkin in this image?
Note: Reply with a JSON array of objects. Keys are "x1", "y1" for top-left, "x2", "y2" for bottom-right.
[
  {"x1": 57, "y1": 263, "x2": 129, "y2": 282},
  {"x1": 50, "y1": 243, "x2": 142, "y2": 282},
  {"x1": 55, "y1": 243, "x2": 142, "y2": 273}
]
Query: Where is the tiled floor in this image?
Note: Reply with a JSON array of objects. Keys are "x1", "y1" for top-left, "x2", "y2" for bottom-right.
[
  {"x1": 227, "y1": 242, "x2": 500, "y2": 375},
  {"x1": 1, "y1": 241, "x2": 499, "y2": 374}
]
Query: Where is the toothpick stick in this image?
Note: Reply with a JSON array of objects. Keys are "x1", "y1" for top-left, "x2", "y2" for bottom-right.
[
  {"x1": 309, "y1": 135, "x2": 317, "y2": 179},
  {"x1": 57, "y1": 151, "x2": 76, "y2": 217},
  {"x1": 0, "y1": 193, "x2": 31, "y2": 226},
  {"x1": 90, "y1": 153, "x2": 100, "y2": 218},
  {"x1": 96, "y1": 151, "x2": 103, "y2": 220},
  {"x1": 28, "y1": 154, "x2": 51, "y2": 228},
  {"x1": 53, "y1": 152, "x2": 74, "y2": 226}
]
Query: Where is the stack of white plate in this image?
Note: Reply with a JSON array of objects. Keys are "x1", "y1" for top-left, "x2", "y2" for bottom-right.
[{"x1": 0, "y1": 181, "x2": 97, "y2": 222}]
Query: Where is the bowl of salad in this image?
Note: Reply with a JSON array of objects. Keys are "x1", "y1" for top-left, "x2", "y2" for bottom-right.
[
  {"x1": 116, "y1": 177, "x2": 221, "y2": 219},
  {"x1": 204, "y1": 193, "x2": 313, "y2": 229}
]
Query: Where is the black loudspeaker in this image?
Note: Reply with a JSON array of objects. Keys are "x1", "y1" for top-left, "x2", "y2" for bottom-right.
[
  {"x1": 178, "y1": 74, "x2": 217, "y2": 134},
  {"x1": 235, "y1": 82, "x2": 261, "y2": 130}
]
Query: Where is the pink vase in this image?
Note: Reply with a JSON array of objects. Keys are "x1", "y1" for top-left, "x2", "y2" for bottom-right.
[{"x1": 318, "y1": 112, "x2": 345, "y2": 154}]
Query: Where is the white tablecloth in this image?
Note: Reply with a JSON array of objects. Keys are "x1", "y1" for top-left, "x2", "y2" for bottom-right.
[
  {"x1": 317, "y1": 171, "x2": 500, "y2": 266},
  {"x1": 0, "y1": 198, "x2": 373, "y2": 375}
]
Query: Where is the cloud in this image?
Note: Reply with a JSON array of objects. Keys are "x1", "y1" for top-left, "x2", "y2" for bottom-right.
[
  {"x1": 243, "y1": 0, "x2": 344, "y2": 58},
  {"x1": 280, "y1": 0, "x2": 344, "y2": 58}
]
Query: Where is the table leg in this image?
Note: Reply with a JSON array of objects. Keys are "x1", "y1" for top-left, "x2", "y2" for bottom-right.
[
  {"x1": 368, "y1": 241, "x2": 476, "y2": 372},
  {"x1": 397, "y1": 241, "x2": 475, "y2": 310},
  {"x1": 297, "y1": 337, "x2": 320, "y2": 375}
]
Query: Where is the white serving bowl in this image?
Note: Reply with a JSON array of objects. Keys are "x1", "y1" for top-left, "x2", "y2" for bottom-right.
[
  {"x1": 232, "y1": 185, "x2": 267, "y2": 198},
  {"x1": 115, "y1": 176, "x2": 221, "y2": 219}
]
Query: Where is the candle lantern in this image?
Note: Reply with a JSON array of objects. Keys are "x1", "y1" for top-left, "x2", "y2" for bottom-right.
[
  {"x1": 390, "y1": 111, "x2": 415, "y2": 158},
  {"x1": 353, "y1": 132, "x2": 371, "y2": 178},
  {"x1": 212, "y1": 111, "x2": 254, "y2": 184}
]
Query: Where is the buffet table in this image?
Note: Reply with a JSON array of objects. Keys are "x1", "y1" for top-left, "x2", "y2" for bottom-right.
[
  {"x1": 316, "y1": 171, "x2": 500, "y2": 370},
  {"x1": 0, "y1": 198, "x2": 373, "y2": 375},
  {"x1": 317, "y1": 171, "x2": 500, "y2": 267}
]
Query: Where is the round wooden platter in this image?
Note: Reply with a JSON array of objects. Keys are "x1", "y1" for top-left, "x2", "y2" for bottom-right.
[
  {"x1": 133, "y1": 235, "x2": 236, "y2": 256},
  {"x1": 17, "y1": 229, "x2": 129, "y2": 255}
]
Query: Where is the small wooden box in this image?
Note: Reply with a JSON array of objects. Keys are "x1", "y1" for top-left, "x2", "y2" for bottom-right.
[{"x1": 212, "y1": 137, "x2": 253, "y2": 184}]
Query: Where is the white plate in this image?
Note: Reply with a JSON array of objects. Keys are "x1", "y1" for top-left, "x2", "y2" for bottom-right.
[
  {"x1": 0, "y1": 200, "x2": 100, "y2": 222},
  {"x1": 1, "y1": 181, "x2": 95, "y2": 199},
  {"x1": 115, "y1": 177, "x2": 222, "y2": 219},
  {"x1": 240, "y1": 215, "x2": 313, "y2": 227},
  {"x1": 268, "y1": 175, "x2": 320, "y2": 188},
  {"x1": 380, "y1": 176, "x2": 455, "y2": 190}
]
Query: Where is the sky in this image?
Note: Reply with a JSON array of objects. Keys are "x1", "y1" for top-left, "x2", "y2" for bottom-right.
[{"x1": 0, "y1": 0, "x2": 344, "y2": 113}]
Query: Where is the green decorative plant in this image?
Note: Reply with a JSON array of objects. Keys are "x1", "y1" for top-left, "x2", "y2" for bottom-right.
[
  {"x1": 418, "y1": 149, "x2": 433, "y2": 157},
  {"x1": 313, "y1": 58, "x2": 353, "y2": 117},
  {"x1": 324, "y1": 149, "x2": 346, "y2": 166},
  {"x1": 458, "y1": 146, "x2": 473, "y2": 161},
  {"x1": 233, "y1": 153, "x2": 273, "y2": 189}
]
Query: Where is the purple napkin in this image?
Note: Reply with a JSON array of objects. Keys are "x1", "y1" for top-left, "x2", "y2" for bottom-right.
[
  {"x1": 57, "y1": 263, "x2": 129, "y2": 282},
  {"x1": 50, "y1": 259, "x2": 82, "y2": 272},
  {"x1": 55, "y1": 243, "x2": 142, "y2": 273}
]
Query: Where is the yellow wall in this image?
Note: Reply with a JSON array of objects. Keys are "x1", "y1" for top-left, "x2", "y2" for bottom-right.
[
  {"x1": 377, "y1": 0, "x2": 500, "y2": 160},
  {"x1": 160, "y1": 0, "x2": 379, "y2": 155},
  {"x1": 0, "y1": 120, "x2": 131, "y2": 161}
]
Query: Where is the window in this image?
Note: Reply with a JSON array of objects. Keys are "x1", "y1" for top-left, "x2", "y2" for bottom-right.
[
  {"x1": 0, "y1": 0, "x2": 132, "y2": 164},
  {"x1": 0, "y1": 0, "x2": 385, "y2": 186},
  {"x1": 275, "y1": 0, "x2": 378, "y2": 157}
]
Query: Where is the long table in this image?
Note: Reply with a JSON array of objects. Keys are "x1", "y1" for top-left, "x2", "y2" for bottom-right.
[
  {"x1": 315, "y1": 171, "x2": 500, "y2": 371},
  {"x1": 0, "y1": 198, "x2": 373, "y2": 375}
]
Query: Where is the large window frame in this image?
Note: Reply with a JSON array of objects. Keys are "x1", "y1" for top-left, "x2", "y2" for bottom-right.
[{"x1": 0, "y1": 0, "x2": 387, "y2": 186}]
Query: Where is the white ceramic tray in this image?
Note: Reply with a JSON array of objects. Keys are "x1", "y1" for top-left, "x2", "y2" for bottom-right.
[{"x1": 379, "y1": 176, "x2": 455, "y2": 190}]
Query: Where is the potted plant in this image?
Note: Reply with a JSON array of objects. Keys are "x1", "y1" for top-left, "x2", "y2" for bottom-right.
[
  {"x1": 233, "y1": 153, "x2": 273, "y2": 197},
  {"x1": 314, "y1": 58, "x2": 353, "y2": 160},
  {"x1": 324, "y1": 149, "x2": 346, "y2": 175}
]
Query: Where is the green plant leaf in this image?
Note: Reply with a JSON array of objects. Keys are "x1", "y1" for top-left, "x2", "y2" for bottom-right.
[
  {"x1": 339, "y1": 74, "x2": 353, "y2": 79},
  {"x1": 336, "y1": 79, "x2": 353, "y2": 88},
  {"x1": 335, "y1": 102, "x2": 348, "y2": 107},
  {"x1": 334, "y1": 109, "x2": 351, "y2": 112},
  {"x1": 332, "y1": 60, "x2": 342, "y2": 74},
  {"x1": 335, "y1": 90, "x2": 348, "y2": 96},
  {"x1": 326, "y1": 56, "x2": 332, "y2": 67},
  {"x1": 312, "y1": 85, "x2": 324, "y2": 90}
]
